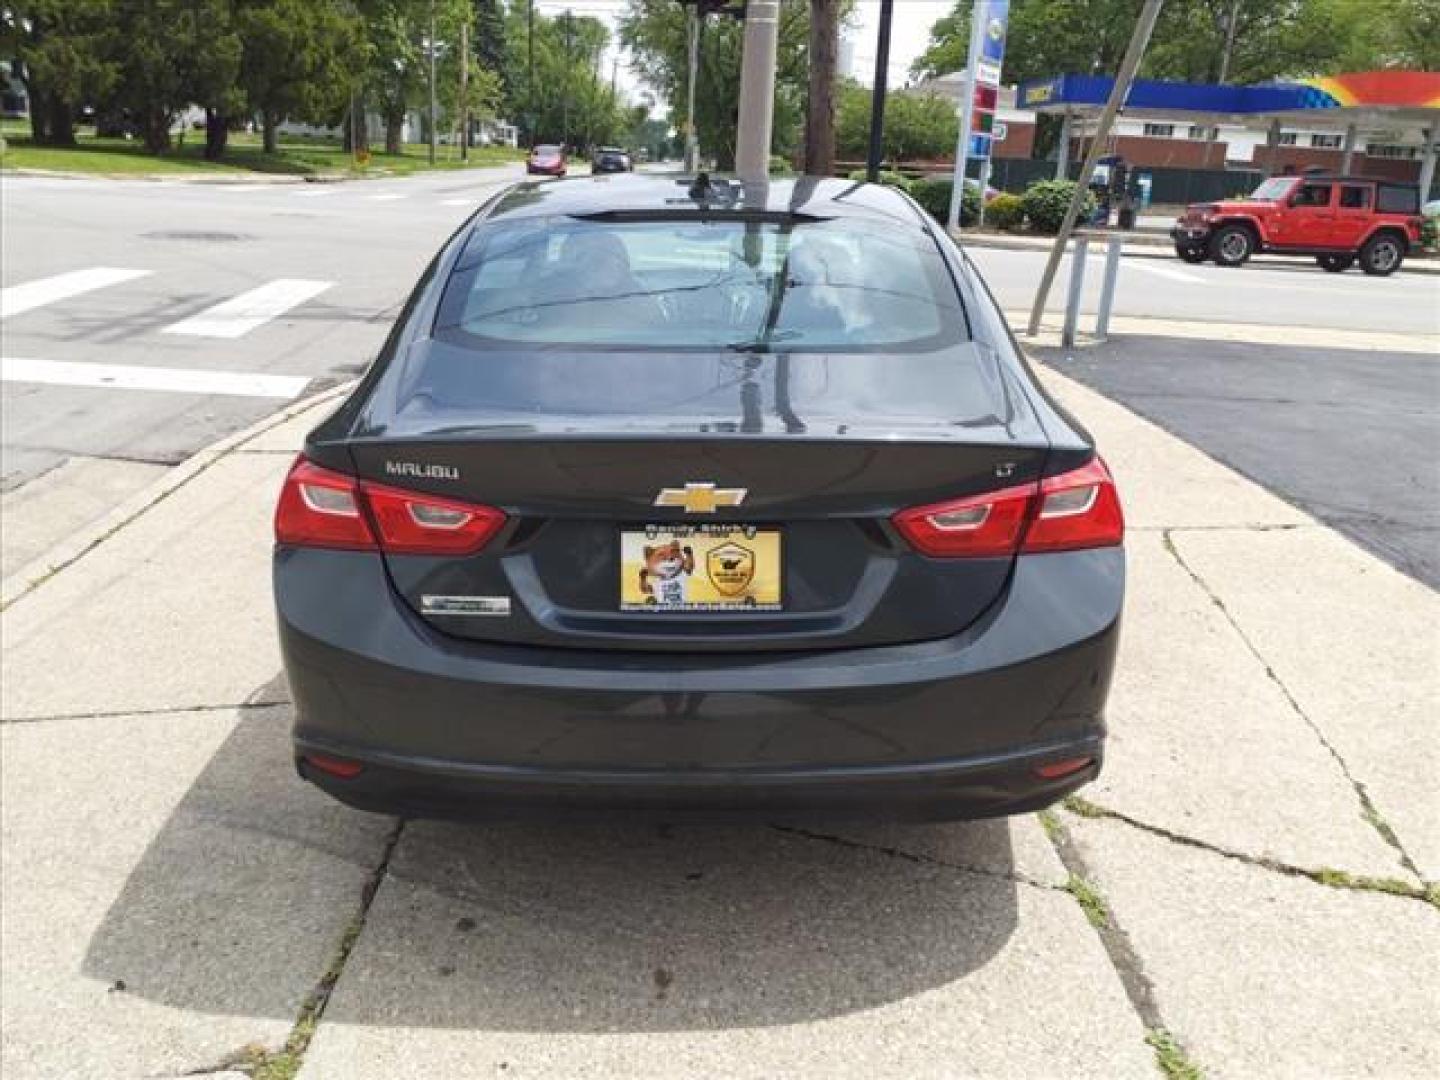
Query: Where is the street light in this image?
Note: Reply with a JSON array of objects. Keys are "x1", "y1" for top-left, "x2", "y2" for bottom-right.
[{"x1": 676, "y1": 0, "x2": 745, "y2": 173}]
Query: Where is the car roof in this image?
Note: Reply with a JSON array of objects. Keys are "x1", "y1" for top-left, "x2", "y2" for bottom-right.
[
  {"x1": 486, "y1": 174, "x2": 928, "y2": 227},
  {"x1": 1284, "y1": 174, "x2": 1416, "y2": 187}
]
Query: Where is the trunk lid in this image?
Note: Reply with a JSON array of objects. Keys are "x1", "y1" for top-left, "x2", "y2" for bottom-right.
[{"x1": 345, "y1": 341, "x2": 1051, "y2": 652}]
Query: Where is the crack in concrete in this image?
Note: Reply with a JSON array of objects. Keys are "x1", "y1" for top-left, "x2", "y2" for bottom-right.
[
  {"x1": 769, "y1": 824, "x2": 1061, "y2": 892},
  {"x1": 1129, "y1": 523, "x2": 1313, "y2": 533},
  {"x1": 0, "y1": 699, "x2": 291, "y2": 725},
  {"x1": 1160, "y1": 528, "x2": 1426, "y2": 886},
  {"x1": 1064, "y1": 796, "x2": 1438, "y2": 909},
  {"x1": 1037, "y1": 810, "x2": 1189, "y2": 1064},
  {"x1": 216, "y1": 817, "x2": 405, "y2": 1080}
]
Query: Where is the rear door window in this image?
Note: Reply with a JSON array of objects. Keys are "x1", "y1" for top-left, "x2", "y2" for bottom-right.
[
  {"x1": 1339, "y1": 185, "x2": 1371, "y2": 209},
  {"x1": 1294, "y1": 183, "x2": 1332, "y2": 207},
  {"x1": 435, "y1": 216, "x2": 966, "y2": 352}
]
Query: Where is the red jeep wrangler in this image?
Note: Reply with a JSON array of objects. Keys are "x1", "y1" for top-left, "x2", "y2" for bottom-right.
[{"x1": 1172, "y1": 175, "x2": 1423, "y2": 276}]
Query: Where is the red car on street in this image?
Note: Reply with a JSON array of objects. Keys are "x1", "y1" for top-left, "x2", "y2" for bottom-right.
[
  {"x1": 526, "y1": 144, "x2": 568, "y2": 177},
  {"x1": 1172, "y1": 174, "x2": 1423, "y2": 275}
]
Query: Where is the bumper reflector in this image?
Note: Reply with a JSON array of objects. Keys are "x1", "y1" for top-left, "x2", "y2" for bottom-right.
[
  {"x1": 1033, "y1": 756, "x2": 1094, "y2": 780},
  {"x1": 303, "y1": 752, "x2": 365, "y2": 779}
]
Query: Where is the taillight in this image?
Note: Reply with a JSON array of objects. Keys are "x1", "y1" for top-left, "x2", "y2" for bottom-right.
[
  {"x1": 274, "y1": 457, "x2": 506, "y2": 556},
  {"x1": 1023, "y1": 457, "x2": 1125, "y2": 552},
  {"x1": 361, "y1": 481, "x2": 505, "y2": 555},
  {"x1": 275, "y1": 459, "x2": 376, "y2": 550},
  {"x1": 892, "y1": 482, "x2": 1034, "y2": 557},
  {"x1": 892, "y1": 457, "x2": 1123, "y2": 558}
]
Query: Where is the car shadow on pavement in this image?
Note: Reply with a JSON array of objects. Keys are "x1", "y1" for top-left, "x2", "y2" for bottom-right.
[{"x1": 83, "y1": 680, "x2": 1020, "y2": 1031}]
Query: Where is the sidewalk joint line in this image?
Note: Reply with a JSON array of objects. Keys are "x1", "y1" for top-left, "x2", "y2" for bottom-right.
[
  {"x1": 1, "y1": 699, "x2": 290, "y2": 725},
  {"x1": 1037, "y1": 809, "x2": 1206, "y2": 1078},
  {"x1": 232, "y1": 817, "x2": 405, "y2": 1080},
  {"x1": 769, "y1": 824, "x2": 1060, "y2": 892},
  {"x1": 1161, "y1": 528, "x2": 1426, "y2": 885},
  {"x1": 1063, "y1": 795, "x2": 1438, "y2": 909}
]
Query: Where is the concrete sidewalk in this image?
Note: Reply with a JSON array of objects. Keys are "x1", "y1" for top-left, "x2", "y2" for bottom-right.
[{"x1": 1, "y1": 360, "x2": 1436, "y2": 1079}]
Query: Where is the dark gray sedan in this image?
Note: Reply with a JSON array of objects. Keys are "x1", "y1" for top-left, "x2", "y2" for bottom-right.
[{"x1": 273, "y1": 174, "x2": 1124, "y2": 821}]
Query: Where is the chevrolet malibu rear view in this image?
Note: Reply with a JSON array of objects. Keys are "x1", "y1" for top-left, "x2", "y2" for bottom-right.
[{"x1": 273, "y1": 174, "x2": 1125, "y2": 821}]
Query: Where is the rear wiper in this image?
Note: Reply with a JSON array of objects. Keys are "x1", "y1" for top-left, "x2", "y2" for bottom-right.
[{"x1": 725, "y1": 330, "x2": 800, "y2": 353}]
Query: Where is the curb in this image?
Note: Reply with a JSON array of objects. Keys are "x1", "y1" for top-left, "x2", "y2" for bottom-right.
[
  {"x1": 957, "y1": 231, "x2": 1440, "y2": 275},
  {"x1": 0, "y1": 381, "x2": 356, "y2": 612}
]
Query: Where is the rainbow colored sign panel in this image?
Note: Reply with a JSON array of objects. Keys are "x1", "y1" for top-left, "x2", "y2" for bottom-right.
[{"x1": 1017, "y1": 70, "x2": 1440, "y2": 113}]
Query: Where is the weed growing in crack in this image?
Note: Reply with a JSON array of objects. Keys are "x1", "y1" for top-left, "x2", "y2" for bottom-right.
[
  {"x1": 1037, "y1": 809, "x2": 1063, "y2": 842},
  {"x1": 1146, "y1": 1027, "x2": 1204, "y2": 1079},
  {"x1": 1065, "y1": 873, "x2": 1110, "y2": 929}
]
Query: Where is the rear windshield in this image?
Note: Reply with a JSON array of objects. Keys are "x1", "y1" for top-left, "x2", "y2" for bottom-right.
[{"x1": 434, "y1": 215, "x2": 966, "y2": 352}]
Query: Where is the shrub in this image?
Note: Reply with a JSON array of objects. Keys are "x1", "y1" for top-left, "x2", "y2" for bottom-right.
[
  {"x1": 910, "y1": 177, "x2": 980, "y2": 227},
  {"x1": 768, "y1": 155, "x2": 794, "y2": 176},
  {"x1": 847, "y1": 168, "x2": 913, "y2": 192},
  {"x1": 1422, "y1": 214, "x2": 1438, "y2": 252},
  {"x1": 1021, "y1": 179, "x2": 1097, "y2": 234},
  {"x1": 985, "y1": 191, "x2": 1025, "y2": 231}
]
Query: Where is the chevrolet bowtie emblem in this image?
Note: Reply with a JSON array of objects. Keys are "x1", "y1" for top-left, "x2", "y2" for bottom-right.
[{"x1": 653, "y1": 482, "x2": 747, "y2": 514}]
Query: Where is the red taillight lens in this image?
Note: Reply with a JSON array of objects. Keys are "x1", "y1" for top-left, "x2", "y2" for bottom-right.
[
  {"x1": 274, "y1": 459, "x2": 377, "y2": 550},
  {"x1": 1033, "y1": 756, "x2": 1095, "y2": 780},
  {"x1": 360, "y1": 481, "x2": 506, "y2": 556},
  {"x1": 892, "y1": 458, "x2": 1123, "y2": 558},
  {"x1": 892, "y1": 481, "x2": 1035, "y2": 558},
  {"x1": 1023, "y1": 458, "x2": 1124, "y2": 553},
  {"x1": 274, "y1": 457, "x2": 506, "y2": 556}
]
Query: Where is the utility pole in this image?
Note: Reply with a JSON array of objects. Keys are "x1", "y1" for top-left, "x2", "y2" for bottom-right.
[
  {"x1": 735, "y1": 0, "x2": 780, "y2": 182},
  {"x1": 562, "y1": 9, "x2": 572, "y2": 151},
  {"x1": 806, "y1": 0, "x2": 839, "y2": 176},
  {"x1": 685, "y1": 5, "x2": 700, "y2": 171},
  {"x1": 427, "y1": 0, "x2": 437, "y2": 166},
  {"x1": 865, "y1": 0, "x2": 893, "y2": 181},
  {"x1": 459, "y1": 19, "x2": 470, "y2": 162},
  {"x1": 1026, "y1": 0, "x2": 1164, "y2": 337},
  {"x1": 527, "y1": 0, "x2": 535, "y2": 145}
]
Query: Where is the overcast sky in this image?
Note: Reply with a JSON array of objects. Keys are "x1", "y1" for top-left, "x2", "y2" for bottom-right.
[{"x1": 529, "y1": 0, "x2": 956, "y2": 114}]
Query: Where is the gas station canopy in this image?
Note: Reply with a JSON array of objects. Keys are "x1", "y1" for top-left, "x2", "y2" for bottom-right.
[{"x1": 1018, "y1": 70, "x2": 1440, "y2": 127}]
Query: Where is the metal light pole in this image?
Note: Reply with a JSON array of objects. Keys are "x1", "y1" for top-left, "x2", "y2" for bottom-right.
[
  {"x1": 527, "y1": 0, "x2": 535, "y2": 144},
  {"x1": 685, "y1": 6, "x2": 700, "y2": 171},
  {"x1": 735, "y1": 0, "x2": 780, "y2": 182},
  {"x1": 947, "y1": 0, "x2": 986, "y2": 231},
  {"x1": 562, "y1": 9, "x2": 573, "y2": 151},
  {"x1": 1026, "y1": 0, "x2": 1164, "y2": 337},
  {"x1": 865, "y1": 0, "x2": 893, "y2": 181},
  {"x1": 459, "y1": 20, "x2": 469, "y2": 161},
  {"x1": 427, "y1": 0, "x2": 437, "y2": 166}
]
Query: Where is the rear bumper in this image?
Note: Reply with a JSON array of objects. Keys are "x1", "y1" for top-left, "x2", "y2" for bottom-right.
[{"x1": 277, "y1": 547, "x2": 1123, "y2": 821}]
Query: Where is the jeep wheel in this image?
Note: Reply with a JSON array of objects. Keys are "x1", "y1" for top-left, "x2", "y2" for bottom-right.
[
  {"x1": 1358, "y1": 234, "x2": 1404, "y2": 276},
  {"x1": 1175, "y1": 244, "x2": 1207, "y2": 264},
  {"x1": 1209, "y1": 224, "x2": 1253, "y2": 267},
  {"x1": 1317, "y1": 254, "x2": 1354, "y2": 273}
]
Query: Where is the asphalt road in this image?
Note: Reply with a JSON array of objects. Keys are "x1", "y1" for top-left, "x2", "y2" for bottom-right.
[
  {"x1": 1036, "y1": 335, "x2": 1440, "y2": 589},
  {"x1": 965, "y1": 242, "x2": 1440, "y2": 338},
  {"x1": 2, "y1": 166, "x2": 531, "y2": 494}
]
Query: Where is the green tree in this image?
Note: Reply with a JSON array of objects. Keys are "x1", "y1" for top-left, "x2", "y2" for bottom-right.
[
  {"x1": 835, "y1": 79, "x2": 956, "y2": 162},
  {"x1": 913, "y1": 0, "x2": 1402, "y2": 87},
  {"x1": 1, "y1": 1, "x2": 116, "y2": 146},
  {"x1": 620, "y1": 0, "x2": 812, "y2": 170},
  {"x1": 236, "y1": 0, "x2": 365, "y2": 153},
  {"x1": 505, "y1": 6, "x2": 627, "y2": 149}
]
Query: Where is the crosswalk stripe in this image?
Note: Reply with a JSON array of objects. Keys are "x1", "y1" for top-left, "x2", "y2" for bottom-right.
[
  {"x1": 441, "y1": 198, "x2": 474, "y2": 207},
  {"x1": 214, "y1": 184, "x2": 271, "y2": 193},
  {"x1": 367, "y1": 193, "x2": 406, "y2": 201},
  {"x1": 1, "y1": 357, "x2": 310, "y2": 399},
  {"x1": 1, "y1": 267, "x2": 152, "y2": 320},
  {"x1": 161, "y1": 279, "x2": 334, "y2": 339},
  {"x1": 293, "y1": 188, "x2": 338, "y2": 198}
]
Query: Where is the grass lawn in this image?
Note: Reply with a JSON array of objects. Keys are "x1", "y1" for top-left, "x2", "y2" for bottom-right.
[{"x1": 0, "y1": 122, "x2": 523, "y2": 179}]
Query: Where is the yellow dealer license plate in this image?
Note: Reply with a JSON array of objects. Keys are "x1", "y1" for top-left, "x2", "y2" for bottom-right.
[{"x1": 620, "y1": 525, "x2": 782, "y2": 612}]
